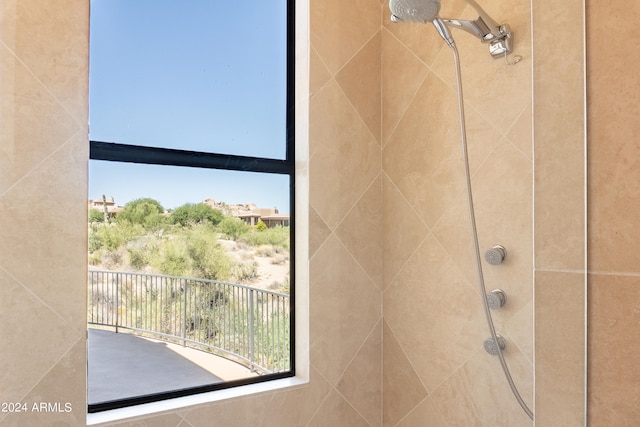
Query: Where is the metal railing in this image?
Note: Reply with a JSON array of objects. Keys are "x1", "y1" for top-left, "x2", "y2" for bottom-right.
[{"x1": 87, "y1": 270, "x2": 290, "y2": 374}]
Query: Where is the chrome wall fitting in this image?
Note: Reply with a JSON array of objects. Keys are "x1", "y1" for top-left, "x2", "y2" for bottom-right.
[
  {"x1": 484, "y1": 245, "x2": 506, "y2": 265},
  {"x1": 484, "y1": 334, "x2": 507, "y2": 356},
  {"x1": 486, "y1": 289, "x2": 507, "y2": 309}
]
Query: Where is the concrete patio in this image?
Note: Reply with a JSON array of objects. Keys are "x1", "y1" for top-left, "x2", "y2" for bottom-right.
[{"x1": 87, "y1": 328, "x2": 257, "y2": 405}]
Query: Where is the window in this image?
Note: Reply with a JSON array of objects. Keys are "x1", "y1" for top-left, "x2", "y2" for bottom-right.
[{"x1": 87, "y1": 0, "x2": 294, "y2": 413}]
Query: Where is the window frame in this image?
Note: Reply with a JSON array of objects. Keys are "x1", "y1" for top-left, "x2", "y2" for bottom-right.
[{"x1": 87, "y1": 0, "x2": 296, "y2": 413}]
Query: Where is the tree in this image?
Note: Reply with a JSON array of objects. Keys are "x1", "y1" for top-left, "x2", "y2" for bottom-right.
[
  {"x1": 218, "y1": 216, "x2": 250, "y2": 241},
  {"x1": 116, "y1": 198, "x2": 165, "y2": 229},
  {"x1": 88, "y1": 209, "x2": 105, "y2": 223},
  {"x1": 170, "y1": 203, "x2": 223, "y2": 227}
]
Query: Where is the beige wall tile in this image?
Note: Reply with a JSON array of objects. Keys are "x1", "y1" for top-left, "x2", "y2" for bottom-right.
[
  {"x1": 587, "y1": 1, "x2": 640, "y2": 274},
  {"x1": 532, "y1": 2, "x2": 587, "y2": 423},
  {"x1": 264, "y1": 367, "x2": 332, "y2": 426},
  {"x1": 336, "y1": 176, "x2": 384, "y2": 288},
  {"x1": 505, "y1": 299, "x2": 533, "y2": 364},
  {"x1": 310, "y1": 0, "x2": 381, "y2": 75},
  {"x1": 383, "y1": 72, "x2": 465, "y2": 229},
  {"x1": 506, "y1": 103, "x2": 532, "y2": 161},
  {"x1": 433, "y1": 143, "x2": 533, "y2": 321},
  {"x1": 183, "y1": 393, "x2": 274, "y2": 427},
  {"x1": 535, "y1": 271, "x2": 585, "y2": 427},
  {"x1": 588, "y1": 274, "x2": 640, "y2": 424},
  {"x1": 0, "y1": 43, "x2": 81, "y2": 195},
  {"x1": 0, "y1": 7, "x2": 88, "y2": 427},
  {"x1": 307, "y1": 389, "x2": 370, "y2": 427},
  {"x1": 586, "y1": 2, "x2": 640, "y2": 424},
  {"x1": 309, "y1": 206, "x2": 331, "y2": 258},
  {"x1": 384, "y1": 234, "x2": 486, "y2": 392},
  {"x1": 336, "y1": 32, "x2": 382, "y2": 143},
  {"x1": 309, "y1": 79, "x2": 382, "y2": 230},
  {"x1": 533, "y1": 0, "x2": 586, "y2": 273},
  {"x1": 309, "y1": 47, "x2": 332, "y2": 100},
  {"x1": 382, "y1": 165, "x2": 428, "y2": 290},
  {"x1": 382, "y1": 321, "x2": 428, "y2": 427},
  {"x1": 381, "y1": 31, "x2": 428, "y2": 144},
  {"x1": 396, "y1": 397, "x2": 447, "y2": 427},
  {"x1": 10, "y1": 338, "x2": 87, "y2": 426},
  {"x1": 336, "y1": 321, "x2": 383, "y2": 427},
  {"x1": 431, "y1": 345, "x2": 532, "y2": 427},
  {"x1": 309, "y1": 234, "x2": 381, "y2": 386},
  {"x1": 0, "y1": 269, "x2": 82, "y2": 406},
  {"x1": 2, "y1": 0, "x2": 89, "y2": 125},
  {"x1": 0, "y1": 135, "x2": 88, "y2": 330}
]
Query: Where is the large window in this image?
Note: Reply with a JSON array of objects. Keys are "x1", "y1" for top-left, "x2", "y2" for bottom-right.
[{"x1": 87, "y1": 0, "x2": 294, "y2": 412}]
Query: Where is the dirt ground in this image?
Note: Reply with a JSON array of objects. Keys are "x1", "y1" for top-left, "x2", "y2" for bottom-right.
[{"x1": 217, "y1": 239, "x2": 289, "y2": 293}]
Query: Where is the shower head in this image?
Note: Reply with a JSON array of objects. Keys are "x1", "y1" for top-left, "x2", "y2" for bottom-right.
[
  {"x1": 389, "y1": 0, "x2": 455, "y2": 47},
  {"x1": 389, "y1": 0, "x2": 440, "y2": 23},
  {"x1": 389, "y1": 0, "x2": 513, "y2": 58}
]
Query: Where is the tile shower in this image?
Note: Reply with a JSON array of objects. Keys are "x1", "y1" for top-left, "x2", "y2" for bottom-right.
[{"x1": 8, "y1": 0, "x2": 635, "y2": 425}]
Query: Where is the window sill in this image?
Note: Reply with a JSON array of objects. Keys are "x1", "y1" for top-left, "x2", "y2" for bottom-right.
[{"x1": 86, "y1": 376, "x2": 309, "y2": 425}]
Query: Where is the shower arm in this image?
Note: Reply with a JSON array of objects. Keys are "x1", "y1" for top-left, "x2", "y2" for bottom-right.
[{"x1": 441, "y1": 0, "x2": 513, "y2": 58}]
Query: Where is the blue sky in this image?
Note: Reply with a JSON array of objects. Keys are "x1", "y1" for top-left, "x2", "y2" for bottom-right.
[{"x1": 88, "y1": 0, "x2": 290, "y2": 212}]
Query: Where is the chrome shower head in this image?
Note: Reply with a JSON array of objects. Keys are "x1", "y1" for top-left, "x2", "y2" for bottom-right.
[
  {"x1": 389, "y1": 0, "x2": 455, "y2": 47},
  {"x1": 389, "y1": 0, "x2": 513, "y2": 58},
  {"x1": 389, "y1": 0, "x2": 440, "y2": 23}
]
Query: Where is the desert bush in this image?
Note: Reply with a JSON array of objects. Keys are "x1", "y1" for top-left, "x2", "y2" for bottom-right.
[
  {"x1": 232, "y1": 261, "x2": 258, "y2": 283},
  {"x1": 170, "y1": 203, "x2": 223, "y2": 227},
  {"x1": 239, "y1": 225, "x2": 289, "y2": 251},
  {"x1": 218, "y1": 216, "x2": 250, "y2": 241},
  {"x1": 102, "y1": 247, "x2": 125, "y2": 269},
  {"x1": 88, "y1": 208, "x2": 105, "y2": 223},
  {"x1": 95, "y1": 222, "x2": 145, "y2": 252},
  {"x1": 149, "y1": 225, "x2": 232, "y2": 281},
  {"x1": 116, "y1": 198, "x2": 166, "y2": 230},
  {"x1": 88, "y1": 251, "x2": 102, "y2": 266},
  {"x1": 128, "y1": 247, "x2": 148, "y2": 270},
  {"x1": 186, "y1": 228, "x2": 232, "y2": 281}
]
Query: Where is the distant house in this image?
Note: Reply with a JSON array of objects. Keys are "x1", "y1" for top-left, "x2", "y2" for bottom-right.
[
  {"x1": 260, "y1": 214, "x2": 290, "y2": 227},
  {"x1": 204, "y1": 198, "x2": 290, "y2": 228},
  {"x1": 88, "y1": 196, "x2": 123, "y2": 218}
]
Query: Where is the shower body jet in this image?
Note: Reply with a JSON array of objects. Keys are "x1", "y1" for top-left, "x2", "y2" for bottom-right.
[{"x1": 389, "y1": 0, "x2": 512, "y2": 58}]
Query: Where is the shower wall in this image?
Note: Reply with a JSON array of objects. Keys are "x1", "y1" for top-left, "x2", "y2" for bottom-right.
[
  {"x1": 0, "y1": 1, "x2": 90, "y2": 425},
  {"x1": 0, "y1": 0, "x2": 385, "y2": 426},
  {"x1": 587, "y1": 0, "x2": 640, "y2": 424},
  {"x1": 532, "y1": 0, "x2": 586, "y2": 425},
  {"x1": 381, "y1": 0, "x2": 534, "y2": 425},
  {"x1": 0, "y1": 0, "x2": 596, "y2": 425}
]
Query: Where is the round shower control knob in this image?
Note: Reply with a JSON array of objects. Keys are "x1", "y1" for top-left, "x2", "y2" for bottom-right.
[
  {"x1": 486, "y1": 289, "x2": 507, "y2": 309},
  {"x1": 485, "y1": 245, "x2": 506, "y2": 265},
  {"x1": 483, "y1": 334, "x2": 507, "y2": 356}
]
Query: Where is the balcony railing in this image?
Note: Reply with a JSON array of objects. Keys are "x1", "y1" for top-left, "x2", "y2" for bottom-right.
[{"x1": 88, "y1": 270, "x2": 290, "y2": 374}]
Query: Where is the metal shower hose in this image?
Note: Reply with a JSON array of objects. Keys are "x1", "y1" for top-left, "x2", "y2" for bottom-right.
[{"x1": 448, "y1": 42, "x2": 534, "y2": 421}]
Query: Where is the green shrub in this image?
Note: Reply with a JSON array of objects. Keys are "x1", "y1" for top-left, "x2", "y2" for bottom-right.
[
  {"x1": 88, "y1": 251, "x2": 102, "y2": 266},
  {"x1": 239, "y1": 225, "x2": 290, "y2": 251},
  {"x1": 116, "y1": 198, "x2": 166, "y2": 230},
  {"x1": 218, "y1": 217, "x2": 250, "y2": 241},
  {"x1": 88, "y1": 209, "x2": 105, "y2": 223},
  {"x1": 149, "y1": 225, "x2": 232, "y2": 281},
  {"x1": 170, "y1": 203, "x2": 223, "y2": 227},
  {"x1": 232, "y1": 261, "x2": 258, "y2": 283},
  {"x1": 128, "y1": 248, "x2": 147, "y2": 270}
]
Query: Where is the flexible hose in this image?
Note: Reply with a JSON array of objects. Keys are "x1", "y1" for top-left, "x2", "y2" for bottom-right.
[{"x1": 448, "y1": 42, "x2": 534, "y2": 420}]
